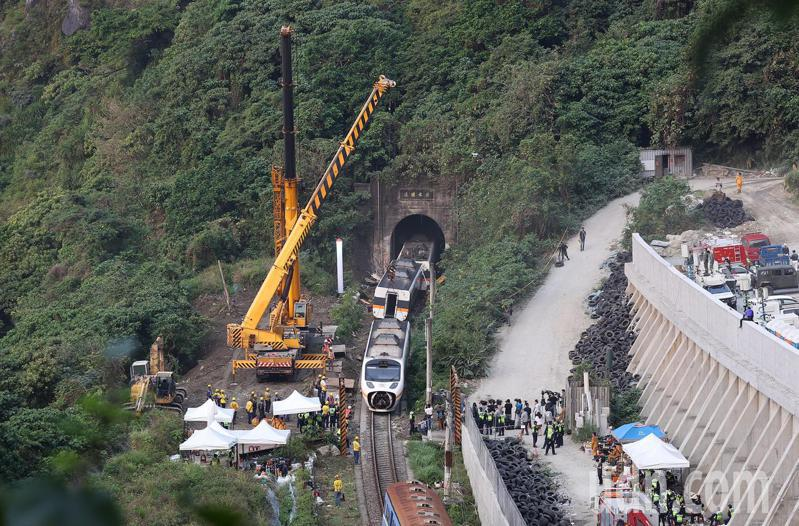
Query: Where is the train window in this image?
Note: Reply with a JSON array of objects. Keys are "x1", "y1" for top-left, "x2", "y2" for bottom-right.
[{"x1": 366, "y1": 361, "x2": 400, "y2": 382}]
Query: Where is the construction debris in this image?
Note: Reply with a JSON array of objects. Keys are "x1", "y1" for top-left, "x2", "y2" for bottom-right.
[{"x1": 698, "y1": 192, "x2": 753, "y2": 228}]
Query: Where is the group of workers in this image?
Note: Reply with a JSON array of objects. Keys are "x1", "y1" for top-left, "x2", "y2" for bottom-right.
[
  {"x1": 312, "y1": 374, "x2": 329, "y2": 404},
  {"x1": 472, "y1": 392, "x2": 566, "y2": 455},
  {"x1": 649, "y1": 477, "x2": 734, "y2": 525},
  {"x1": 206, "y1": 384, "x2": 275, "y2": 427}
]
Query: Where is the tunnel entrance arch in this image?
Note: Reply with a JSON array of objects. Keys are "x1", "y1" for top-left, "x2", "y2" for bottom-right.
[{"x1": 390, "y1": 214, "x2": 445, "y2": 263}]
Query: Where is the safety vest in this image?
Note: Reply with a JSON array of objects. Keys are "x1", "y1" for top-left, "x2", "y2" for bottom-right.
[
  {"x1": 353, "y1": 440, "x2": 360, "y2": 452},
  {"x1": 652, "y1": 493, "x2": 660, "y2": 503},
  {"x1": 230, "y1": 401, "x2": 239, "y2": 410},
  {"x1": 329, "y1": 406, "x2": 336, "y2": 415},
  {"x1": 675, "y1": 513, "x2": 683, "y2": 524},
  {"x1": 333, "y1": 479, "x2": 343, "y2": 492},
  {"x1": 322, "y1": 405, "x2": 329, "y2": 415},
  {"x1": 245, "y1": 401, "x2": 253, "y2": 412},
  {"x1": 479, "y1": 412, "x2": 485, "y2": 421},
  {"x1": 715, "y1": 512, "x2": 723, "y2": 521},
  {"x1": 498, "y1": 415, "x2": 505, "y2": 424},
  {"x1": 546, "y1": 426, "x2": 554, "y2": 439}
]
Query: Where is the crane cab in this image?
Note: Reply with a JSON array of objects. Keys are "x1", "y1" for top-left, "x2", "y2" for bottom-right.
[
  {"x1": 293, "y1": 299, "x2": 310, "y2": 328},
  {"x1": 130, "y1": 360, "x2": 150, "y2": 380}
]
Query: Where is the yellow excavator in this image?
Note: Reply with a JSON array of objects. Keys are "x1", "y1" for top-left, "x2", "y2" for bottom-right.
[
  {"x1": 227, "y1": 26, "x2": 395, "y2": 378},
  {"x1": 128, "y1": 336, "x2": 186, "y2": 413}
]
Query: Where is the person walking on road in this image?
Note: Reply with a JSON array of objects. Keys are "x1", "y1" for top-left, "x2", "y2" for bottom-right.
[
  {"x1": 543, "y1": 424, "x2": 556, "y2": 455},
  {"x1": 579, "y1": 227, "x2": 587, "y2": 251},
  {"x1": 596, "y1": 461, "x2": 604, "y2": 486},
  {"x1": 736, "y1": 172, "x2": 743, "y2": 193},
  {"x1": 558, "y1": 241, "x2": 570, "y2": 261},
  {"x1": 352, "y1": 435, "x2": 361, "y2": 464}
]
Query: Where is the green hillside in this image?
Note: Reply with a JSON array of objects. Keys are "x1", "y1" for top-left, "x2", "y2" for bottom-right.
[{"x1": 1, "y1": 0, "x2": 797, "y2": 520}]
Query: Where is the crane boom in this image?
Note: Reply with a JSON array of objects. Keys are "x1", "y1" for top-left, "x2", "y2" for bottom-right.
[{"x1": 227, "y1": 75, "x2": 396, "y2": 351}]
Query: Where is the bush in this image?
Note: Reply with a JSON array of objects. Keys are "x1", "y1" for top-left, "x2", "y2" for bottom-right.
[
  {"x1": 609, "y1": 388, "x2": 643, "y2": 427},
  {"x1": 785, "y1": 167, "x2": 799, "y2": 197},
  {"x1": 623, "y1": 176, "x2": 700, "y2": 246},
  {"x1": 330, "y1": 288, "x2": 364, "y2": 344},
  {"x1": 406, "y1": 441, "x2": 444, "y2": 485}
]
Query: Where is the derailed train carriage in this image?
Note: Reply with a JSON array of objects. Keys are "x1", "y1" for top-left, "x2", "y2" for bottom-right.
[
  {"x1": 372, "y1": 240, "x2": 435, "y2": 321},
  {"x1": 361, "y1": 318, "x2": 410, "y2": 412}
]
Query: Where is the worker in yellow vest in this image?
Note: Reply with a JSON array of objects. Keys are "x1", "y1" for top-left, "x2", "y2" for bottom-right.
[
  {"x1": 245, "y1": 399, "x2": 254, "y2": 424},
  {"x1": 352, "y1": 435, "x2": 361, "y2": 465},
  {"x1": 333, "y1": 474, "x2": 344, "y2": 506}
]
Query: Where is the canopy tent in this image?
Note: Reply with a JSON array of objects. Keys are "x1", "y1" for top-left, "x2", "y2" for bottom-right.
[
  {"x1": 233, "y1": 419, "x2": 291, "y2": 446},
  {"x1": 622, "y1": 434, "x2": 689, "y2": 470},
  {"x1": 179, "y1": 424, "x2": 236, "y2": 451},
  {"x1": 272, "y1": 390, "x2": 321, "y2": 416},
  {"x1": 612, "y1": 422, "x2": 666, "y2": 443},
  {"x1": 184, "y1": 398, "x2": 235, "y2": 424}
]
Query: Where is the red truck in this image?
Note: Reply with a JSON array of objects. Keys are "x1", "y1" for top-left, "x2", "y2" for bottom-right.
[
  {"x1": 741, "y1": 232, "x2": 770, "y2": 263},
  {"x1": 712, "y1": 233, "x2": 770, "y2": 266}
]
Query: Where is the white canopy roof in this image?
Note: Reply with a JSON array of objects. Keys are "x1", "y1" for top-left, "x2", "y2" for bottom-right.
[
  {"x1": 184, "y1": 398, "x2": 235, "y2": 424},
  {"x1": 622, "y1": 433, "x2": 690, "y2": 470},
  {"x1": 179, "y1": 424, "x2": 236, "y2": 451},
  {"x1": 272, "y1": 390, "x2": 321, "y2": 416},
  {"x1": 233, "y1": 419, "x2": 291, "y2": 445}
]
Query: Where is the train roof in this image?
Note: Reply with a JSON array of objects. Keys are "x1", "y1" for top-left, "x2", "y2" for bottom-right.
[
  {"x1": 377, "y1": 258, "x2": 421, "y2": 290},
  {"x1": 365, "y1": 319, "x2": 408, "y2": 359},
  {"x1": 400, "y1": 240, "x2": 434, "y2": 263},
  {"x1": 386, "y1": 481, "x2": 453, "y2": 526}
]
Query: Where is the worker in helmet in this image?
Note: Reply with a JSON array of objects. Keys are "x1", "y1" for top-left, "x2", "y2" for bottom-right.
[
  {"x1": 262, "y1": 387, "x2": 271, "y2": 413},
  {"x1": 219, "y1": 392, "x2": 227, "y2": 408},
  {"x1": 257, "y1": 396, "x2": 265, "y2": 420},
  {"x1": 245, "y1": 398, "x2": 254, "y2": 424},
  {"x1": 319, "y1": 376, "x2": 328, "y2": 404},
  {"x1": 352, "y1": 436, "x2": 361, "y2": 465},
  {"x1": 229, "y1": 397, "x2": 239, "y2": 427},
  {"x1": 315, "y1": 374, "x2": 323, "y2": 400},
  {"x1": 207, "y1": 384, "x2": 213, "y2": 399}
]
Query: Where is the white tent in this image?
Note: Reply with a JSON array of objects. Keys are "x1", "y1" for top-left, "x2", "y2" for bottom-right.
[
  {"x1": 184, "y1": 398, "x2": 235, "y2": 424},
  {"x1": 272, "y1": 390, "x2": 321, "y2": 416},
  {"x1": 234, "y1": 419, "x2": 291, "y2": 446},
  {"x1": 622, "y1": 433, "x2": 690, "y2": 470},
  {"x1": 179, "y1": 424, "x2": 236, "y2": 451}
]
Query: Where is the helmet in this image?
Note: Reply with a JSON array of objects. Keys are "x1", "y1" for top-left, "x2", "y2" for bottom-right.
[
  {"x1": 266, "y1": 388, "x2": 270, "y2": 391},
  {"x1": 355, "y1": 435, "x2": 359, "y2": 439},
  {"x1": 207, "y1": 384, "x2": 211, "y2": 388},
  {"x1": 232, "y1": 397, "x2": 237, "y2": 401},
  {"x1": 318, "y1": 374, "x2": 322, "y2": 378}
]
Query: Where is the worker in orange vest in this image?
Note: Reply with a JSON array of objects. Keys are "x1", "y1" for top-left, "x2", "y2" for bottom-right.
[{"x1": 736, "y1": 172, "x2": 743, "y2": 193}]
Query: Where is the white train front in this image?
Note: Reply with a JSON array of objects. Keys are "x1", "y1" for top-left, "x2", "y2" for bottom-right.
[{"x1": 361, "y1": 318, "x2": 410, "y2": 412}]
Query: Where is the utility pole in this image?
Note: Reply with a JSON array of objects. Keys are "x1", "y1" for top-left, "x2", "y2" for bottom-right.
[
  {"x1": 425, "y1": 316, "x2": 433, "y2": 440},
  {"x1": 444, "y1": 395, "x2": 453, "y2": 496}
]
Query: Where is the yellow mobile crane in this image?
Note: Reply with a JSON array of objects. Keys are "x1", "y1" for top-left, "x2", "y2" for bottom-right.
[{"x1": 227, "y1": 27, "x2": 395, "y2": 378}]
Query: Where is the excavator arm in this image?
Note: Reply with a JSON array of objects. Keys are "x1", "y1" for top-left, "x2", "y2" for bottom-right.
[{"x1": 227, "y1": 75, "x2": 396, "y2": 351}]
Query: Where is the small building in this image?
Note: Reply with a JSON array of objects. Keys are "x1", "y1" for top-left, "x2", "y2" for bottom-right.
[{"x1": 639, "y1": 147, "x2": 693, "y2": 178}]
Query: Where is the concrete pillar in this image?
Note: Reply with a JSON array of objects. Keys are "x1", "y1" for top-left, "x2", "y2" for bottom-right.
[
  {"x1": 646, "y1": 335, "x2": 694, "y2": 423},
  {"x1": 679, "y1": 367, "x2": 731, "y2": 459},
  {"x1": 662, "y1": 343, "x2": 705, "y2": 432},
  {"x1": 671, "y1": 358, "x2": 718, "y2": 444},
  {"x1": 743, "y1": 425, "x2": 799, "y2": 525}
]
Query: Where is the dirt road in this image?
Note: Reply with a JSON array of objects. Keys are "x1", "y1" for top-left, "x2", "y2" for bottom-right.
[
  {"x1": 691, "y1": 176, "x2": 799, "y2": 249},
  {"x1": 475, "y1": 192, "x2": 640, "y2": 524}
]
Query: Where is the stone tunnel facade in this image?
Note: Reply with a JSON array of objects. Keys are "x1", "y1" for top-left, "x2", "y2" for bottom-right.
[{"x1": 368, "y1": 177, "x2": 457, "y2": 272}]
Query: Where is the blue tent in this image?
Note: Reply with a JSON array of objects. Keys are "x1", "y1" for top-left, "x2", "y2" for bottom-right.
[{"x1": 612, "y1": 422, "x2": 665, "y2": 443}]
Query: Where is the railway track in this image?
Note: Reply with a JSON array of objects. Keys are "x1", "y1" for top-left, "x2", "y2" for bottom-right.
[
  {"x1": 360, "y1": 410, "x2": 406, "y2": 525},
  {"x1": 370, "y1": 412, "x2": 397, "y2": 499}
]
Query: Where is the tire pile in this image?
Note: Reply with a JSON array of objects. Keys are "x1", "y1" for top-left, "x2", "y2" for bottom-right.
[
  {"x1": 486, "y1": 438, "x2": 571, "y2": 525},
  {"x1": 569, "y1": 252, "x2": 637, "y2": 390},
  {"x1": 698, "y1": 192, "x2": 753, "y2": 228}
]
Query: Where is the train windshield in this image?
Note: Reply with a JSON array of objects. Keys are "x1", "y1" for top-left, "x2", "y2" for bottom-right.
[{"x1": 365, "y1": 360, "x2": 400, "y2": 382}]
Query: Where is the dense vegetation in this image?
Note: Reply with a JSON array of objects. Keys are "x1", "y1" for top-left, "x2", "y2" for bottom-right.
[{"x1": 2, "y1": 0, "x2": 797, "y2": 518}]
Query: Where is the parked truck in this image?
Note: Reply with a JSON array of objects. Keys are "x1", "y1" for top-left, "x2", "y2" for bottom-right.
[
  {"x1": 741, "y1": 232, "x2": 770, "y2": 263},
  {"x1": 597, "y1": 489, "x2": 657, "y2": 526}
]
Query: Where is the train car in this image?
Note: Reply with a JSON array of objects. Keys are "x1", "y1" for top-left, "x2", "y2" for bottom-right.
[
  {"x1": 372, "y1": 258, "x2": 423, "y2": 321},
  {"x1": 361, "y1": 318, "x2": 410, "y2": 412},
  {"x1": 382, "y1": 481, "x2": 453, "y2": 526},
  {"x1": 398, "y1": 239, "x2": 435, "y2": 291},
  {"x1": 373, "y1": 240, "x2": 435, "y2": 320}
]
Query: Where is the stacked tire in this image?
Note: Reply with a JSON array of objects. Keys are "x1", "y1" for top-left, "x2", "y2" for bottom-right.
[
  {"x1": 698, "y1": 192, "x2": 752, "y2": 228},
  {"x1": 485, "y1": 438, "x2": 570, "y2": 525},
  {"x1": 568, "y1": 252, "x2": 637, "y2": 390}
]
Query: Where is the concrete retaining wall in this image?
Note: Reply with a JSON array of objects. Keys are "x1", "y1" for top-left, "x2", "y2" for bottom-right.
[
  {"x1": 626, "y1": 234, "x2": 799, "y2": 525},
  {"x1": 460, "y1": 403, "x2": 525, "y2": 526}
]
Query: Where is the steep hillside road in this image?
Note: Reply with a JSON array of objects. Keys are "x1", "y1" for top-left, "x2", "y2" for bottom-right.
[{"x1": 475, "y1": 192, "x2": 640, "y2": 524}]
